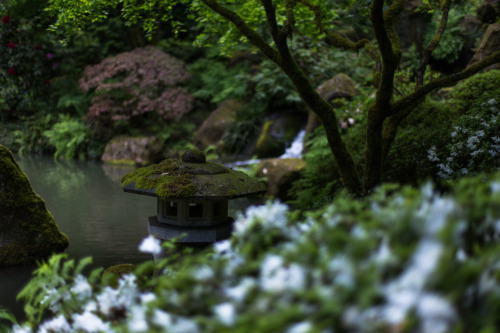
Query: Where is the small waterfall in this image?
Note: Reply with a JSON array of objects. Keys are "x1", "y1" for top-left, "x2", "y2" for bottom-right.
[
  {"x1": 280, "y1": 129, "x2": 305, "y2": 159},
  {"x1": 225, "y1": 129, "x2": 306, "y2": 168}
]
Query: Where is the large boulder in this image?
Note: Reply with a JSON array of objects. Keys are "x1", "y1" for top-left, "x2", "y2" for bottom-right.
[
  {"x1": 467, "y1": 23, "x2": 500, "y2": 72},
  {"x1": 0, "y1": 145, "x2": 69, "y2": 266},
  {"x1": 256, "y1": 158, "x2": 306, "y2": 201},
  {"x1": 101, "y1": 136, "x2": 164, "y2": 166},
  {"x1": 195, "y1": 99, "x2": 241, "y2": 150},
  {"x1": 306, "y1": 73, "x2": 360, "y2": 135}
]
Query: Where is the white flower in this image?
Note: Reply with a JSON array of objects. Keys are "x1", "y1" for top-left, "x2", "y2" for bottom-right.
[
  {"x1": 193, "y1": 265, "x2": 214, "y2": 280},
  {"x1": 348, "y1": 118, "x2": 355, "y2": 125},
  {"x1": 329, "y1": 256, "x2": 354, "y2": 288},
  {"x1": 260, "y1": 255, "x2": 306, "y2": 292},
  {"x1": 234, "y1": 201, "x2": 288, "y2": 235},
  {"x1": 140, "y1": 292, "x2": 156, "y2": 304},
  {"x1": 214, "y1": 240, "x2": 231, "y2": 254},
  {"x1": 225, "y1": 278, "x2": 256, "y2": 303},
  {"x1": 491, "y1": 182, "x2": 500, "y2": 193},
  {"x1": 153, "y1": 309, "x2": 172, "y2": 327},
  {"x1": 72, "y1": 275, "x2": 92, "y2": 300},
  {"x1": 417, "y1": 293, "x2": 456, "y2": 333},
  {"x1": 72, "y1": 311, "x2": 111, "y2": 333},
  {"x1": 373, "y1": 238, "x2": 393, "y2": 265},
  {"x1": 11, "y1": 325, "x2": 31, "y2": 333},
  {"x1": 138, "y1": 235, "x2": 162, "y2": 255},
  {"x1": 128, "y1": 305, "x2": 148, "y2": 332},
  {"x1": 286, "y1": 321, "x2": 313, "y2": 333},
  {"x1": 418, "y1": 197, "x2": 455, "y2": 236},
  {"x1": 38, "y1": 315, "x2": 71, "y2": 333},
  {"x1": 214, "y1": 302, "x2": 236, "y2": 325},
  {"x1": 97, "y1": 287, "x2": 120, "y2": 316}
]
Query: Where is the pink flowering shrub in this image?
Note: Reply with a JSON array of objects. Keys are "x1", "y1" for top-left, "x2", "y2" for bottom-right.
[{"x1": 79, "y1": 46, "x2": 193, "y2": 135}]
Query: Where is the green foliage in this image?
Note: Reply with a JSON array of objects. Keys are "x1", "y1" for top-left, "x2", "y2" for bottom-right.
[
  {"x1": 290, "y1": 93, "x2": 372, "y2": 210},
  {"x1": 384, "y1": 97, "x2": 455, "y2": 184},
  {"x1": 42, "y1": 114, "x2": 90, "y2": 160},
  {"x1": 428, "y1": 96, "x2": 500, "y2": 181},
  {"x1": 187, "y1": 57, "x2": 250, "y2": 104},
  {"x1": 0, "y1": 9, "x2": 60, "y2": 112},
  {"x1": 222, "y1": 104, "x2": 262, "y2": 154},
  {"x1": 448, "y1": 69, "x2": 500, "y2": 114},
  {"x1": 4, "y1": 172, "x2": 500, "y2": 332},
  {"x1": 17, "y1": 255, "x2": 97, "y2": 324},
  {"x1": 423, "y1": 3, "x2": 481, "y2": 64},
  {"x1": 12, "y1": 113, "x2": 55, "y2": 155}
]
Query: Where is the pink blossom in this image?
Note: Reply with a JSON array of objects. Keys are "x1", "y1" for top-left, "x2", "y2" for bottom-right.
[
  {"x1": 348, "y1": 118, "x2": 355, "y2": 125},
  {"x1": 340, "y1": 121, "x2": 348, "y2": 129},
  {"x1": 7, "y1": 42, "x2": 15, "y2": 48},
  {"x1": 46, "y1": 53, "x2": 52, "y2": 59}
]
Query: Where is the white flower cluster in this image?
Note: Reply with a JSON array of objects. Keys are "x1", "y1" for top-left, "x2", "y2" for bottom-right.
[
  {"x1": 428, "y1": 99, "x2": 500, "y2": 179},
  {"x1": 9, "y1": 175, "x2": 500, "y2": 333}
]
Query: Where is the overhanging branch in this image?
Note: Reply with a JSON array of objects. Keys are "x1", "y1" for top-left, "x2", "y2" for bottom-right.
[{"x1": 200, "y1": 0, "x2": 279, "y2": 63}]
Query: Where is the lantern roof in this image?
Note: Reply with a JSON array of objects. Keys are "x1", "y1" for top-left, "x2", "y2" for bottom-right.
[{"x1": 122, "y1": 150, "x2": 266, "y2": 200}]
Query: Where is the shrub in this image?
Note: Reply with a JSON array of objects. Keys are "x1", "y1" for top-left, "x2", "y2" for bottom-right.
[
  {"x1": 0, "y1": 13, "x2": 60, "y2": 112},
  {"x1": 428, "y1": 97, "x2": 500, "y2": 180},
  {"x1": 187, "y1": 58, "x2": 250, "y2": 104},
  {"x1": 79, "y1": 46, "x2": 194, "y2": 138},
  {"x1": 12, "y1": 114, "x2": 55, "y2": 155},
  {"x1": 3, "y1": 171, "x2": 500, "y2": 332},
  {"x1": 383, "y1": 97, "x2": 455, "y2": 184},
  {"x1": 42, "y1": 114, "x2": 91, "y2": 160},
  {"x1": 422, "y1": 3, "x2": 481, "y2": 65},
  {"x1": 447, "y1": 69, "x2": 500, "y2": 114}
]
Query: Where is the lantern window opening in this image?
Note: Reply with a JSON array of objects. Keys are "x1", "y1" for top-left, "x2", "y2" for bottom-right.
[
  {"x1": 164, "y1": 201, "x2": 178, "y2": 218},
  {"x1": 213, "y1": 201, "x2": 227, "y2": 218},
  {"x1": 188, "y1": 202, "x2": 204, "y2": 219}
]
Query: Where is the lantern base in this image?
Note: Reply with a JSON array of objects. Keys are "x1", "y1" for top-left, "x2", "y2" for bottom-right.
[{"x1": 147, "y1": 216, "x2": 235, "y2": 243}]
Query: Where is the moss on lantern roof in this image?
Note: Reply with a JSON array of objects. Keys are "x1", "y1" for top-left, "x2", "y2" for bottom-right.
[{"x1": 121, "y1": 151, "x2": 266, "y2": 200}]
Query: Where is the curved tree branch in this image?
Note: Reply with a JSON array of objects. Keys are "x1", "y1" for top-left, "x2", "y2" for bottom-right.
[
  {"x1": 200, "y1": 0, "x2": 279, "y2": 63},
  {"x1": 416, "y1": 0, "x2": 451, "y2": 88},
  {"x1": 393, "y1": 50, "x2": 500, "y2": 115},
  {"x1": 382, "y1": 50, "x2": 500, "y2": 165}
]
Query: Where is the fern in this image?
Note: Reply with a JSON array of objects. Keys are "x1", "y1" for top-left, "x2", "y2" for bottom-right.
[{"x1": 43, "y1": 115, "x2": 89, "y2": 160}]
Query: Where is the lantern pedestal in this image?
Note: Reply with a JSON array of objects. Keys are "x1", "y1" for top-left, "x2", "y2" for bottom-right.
[{"x1": 147, "y1": 216, "x2": 235, "y2": 243}]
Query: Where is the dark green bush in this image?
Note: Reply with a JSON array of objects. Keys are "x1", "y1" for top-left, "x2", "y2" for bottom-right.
[
  {"x1": 428, "y1": 96, "x2": 500, "y2": 180},
  {"x1": 383, "y1": 97, "x2": 455, "y2": 185},
  {"x1": 447, "y1": 69, "x2": 500, "y2": 114}
]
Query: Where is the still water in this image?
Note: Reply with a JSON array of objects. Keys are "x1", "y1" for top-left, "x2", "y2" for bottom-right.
[{"x1": 0, "y1": 155, "x2": 252, "y2": 320}]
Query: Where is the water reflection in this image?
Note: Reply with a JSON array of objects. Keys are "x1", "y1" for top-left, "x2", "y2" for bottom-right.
[
  {"x1": 1, "y1": 156, "x2": 153, "y2": 319},
  {"x1": 0, "y1": 155, "x2": 257, "y2": 320}
]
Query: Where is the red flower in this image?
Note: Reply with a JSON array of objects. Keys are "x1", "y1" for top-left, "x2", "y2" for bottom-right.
[
  {"x1": 1, "y1": 16, "x2": 10, "y2": 24},
  {"x1": 8, "y1": 67, "x2": 16, "y2": 75},
  {"x1": 7, "y1": 42, "x2": 15, "y2": 48},
  {"x1": 44, "y1": 80, "x2": 51, "y2": 85},
  {"x1": 35, "y1": 44, "x2": 42, "y2": 50}
]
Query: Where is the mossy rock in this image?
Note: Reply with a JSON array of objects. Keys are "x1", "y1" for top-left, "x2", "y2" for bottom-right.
[
  {"x1": 255, "y1": 120, "x2": 286, "y2": 158},
  {"x1": 257, "y1": 158, "x2": 306, "y2": 201},
  {"x1": 101, "y1": 136, "x2": 164, "y2": 166},
  {"x1": 121, "y1": 152, "x2": 266, "y2": 200},
  {"x1": 0, "y1": 145, "x2": 69, "y2": 266}
]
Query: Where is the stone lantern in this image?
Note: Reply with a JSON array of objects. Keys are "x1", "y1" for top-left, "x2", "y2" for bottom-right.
[{"x1": 122, "y1": 150, "x2": 265, "y2": 245}]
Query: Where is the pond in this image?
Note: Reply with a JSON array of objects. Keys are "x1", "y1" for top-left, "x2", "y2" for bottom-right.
[{"x1": 0, "y1": 155, "x2": 253, "y2": 320}]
